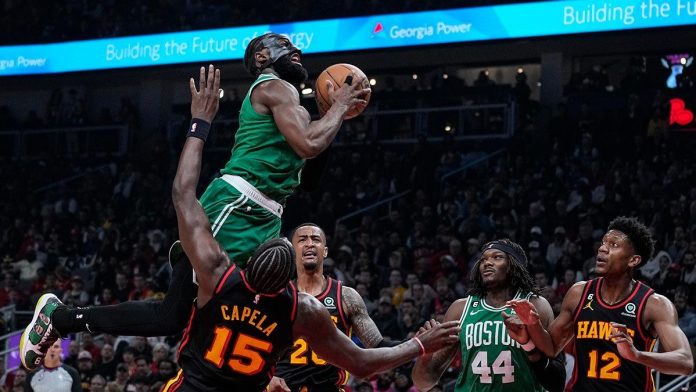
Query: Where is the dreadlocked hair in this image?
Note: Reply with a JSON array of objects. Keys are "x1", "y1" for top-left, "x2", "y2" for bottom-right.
[
  {"x1": 607, "y1": 216, "x2": 655, "y2": 268},
  {"x1": 468, "y1": 238, "x2": 540, "y2": 297},
  {"x1": 245, "y1": 238, "x2": 296, "y2": 294}
]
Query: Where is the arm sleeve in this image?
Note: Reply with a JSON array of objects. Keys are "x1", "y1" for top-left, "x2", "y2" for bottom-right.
[
  {"x1": 298, "y1": 145, "x2": 332, "y2": 191},
  {"x1": 24, "y1": 372, "x2": 35, "y2": 392},
  {"x1": 529, "y1": 351, "x2": 566, "y2": 392},
  {"x1": 64, "y1": 365, "x2": 83, "y2": 392}
]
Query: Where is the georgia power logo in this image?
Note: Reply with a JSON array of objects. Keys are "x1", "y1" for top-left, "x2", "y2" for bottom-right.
[
  {"x1": 372, "y1": 22, "x2": 386, "y2": 38},
  {"x1": 323, "y1": 296, "x2": 336, "y2": 309},
  {"x1": 622, "y1": 302, "x2": 637, "y2": 318}
]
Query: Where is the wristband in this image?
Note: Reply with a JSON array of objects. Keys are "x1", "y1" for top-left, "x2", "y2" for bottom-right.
[
  {"x1": 188, "y1": 118, "x2": 211, "y2": 142},
  {"x1": 521, "y1": 340, "x2": 536, "y2": 352},
  {"x1": 413, "y1": 336, "x2": 426, "y2": 356}
]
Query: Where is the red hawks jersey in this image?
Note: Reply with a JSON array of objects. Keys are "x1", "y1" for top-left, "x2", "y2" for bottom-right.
[
  {"x1": 567, "y1": 278, "x2": 656, "y2": 392},
  {"x1": 164, "y1": 265, "x2": 298, "y2": 392},
  {"x1": 275, "y1": 277, "x2": 352, "y2": 392}
]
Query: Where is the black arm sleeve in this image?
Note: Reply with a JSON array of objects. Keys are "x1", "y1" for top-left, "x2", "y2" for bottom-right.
[
  {"x1": 298, "y1": 145, "x2": 332, "y2": 191},
  {"x1": 64, "y1": 364, "x2": 83, "y2": 392},
  {"x1": 529, "y1": 351, "x2": 566, "y2": 392},
  {"x1": 25, "y1": 371, "x2": 35, "y2": 392},
  {"x1": 376, "y1": 338, "x2": 403, "y2": 348}
]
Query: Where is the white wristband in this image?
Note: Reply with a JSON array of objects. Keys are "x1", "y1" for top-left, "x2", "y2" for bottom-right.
[{"x1": 521, "y1": 340, "x2": 536, "y2": 352}]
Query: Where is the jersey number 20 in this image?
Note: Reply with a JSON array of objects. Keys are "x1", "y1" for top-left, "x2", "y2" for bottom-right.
[
  {"x1": 204, "y1": 326, "x2": 273, "y2": 376},
  {"x1": 471, "y1": 350, "x2": 515, "y2": 383}
]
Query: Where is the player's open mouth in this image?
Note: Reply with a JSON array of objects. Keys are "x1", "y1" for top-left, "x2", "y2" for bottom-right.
[
  {"x1": 303, "y1": 250, "x2": 316, "y2": 259},
  {"x1": 290, "y1": 53, "x2": 302, "y2": 65},
  {"x1": 482, "y1": 268, "x2": 495, "y2": 276}
]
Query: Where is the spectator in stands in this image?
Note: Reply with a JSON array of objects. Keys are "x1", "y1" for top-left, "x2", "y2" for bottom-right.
[
  {"x1": 372, "y1": 295, "x2": 401, "y2": 340},
  {"x1": 88, "y1": 374, "x2": 107, "y2": 392},
  {"x1": 62, "y1": 275, "x2": 89, "y2": 307},
  {"x1": 77, "y1": 350, "x2": 96, "y2": 391},
  {"x1": 5, "y1": 367, "x2": 27, "y2": 392},
  {"x1": 107, "y1": 363, "x2": 133, "y2": 392},
  {"x1": 95, "y1": 344, "x2": 117, "y2": 382}
]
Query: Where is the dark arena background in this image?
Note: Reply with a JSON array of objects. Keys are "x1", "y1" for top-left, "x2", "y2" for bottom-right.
[{"x1": 1, "y1": 0, "x2": 696, "y2": 391}]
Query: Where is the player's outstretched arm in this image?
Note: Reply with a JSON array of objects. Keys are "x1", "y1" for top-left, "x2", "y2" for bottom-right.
[
  {"x1": 610, "y1": 294, "x2": 693, "y2": 375},
  {"x1": 253, "y1": 75, "x2": 369, "y2": 158},
  {"x1": 293, "y1": 293, "x2": 460, "y2": 379},
  {"x1": 172, "y1": 65, "x2": 228, "y2": 305},
  {"x1": 507, "y1": 282, "x2": 584, "y2": 357},
  {"x1": 411, "y1": 298, "x2": 465, "y2": 391},
  {"x1": 504, "y1": 296, "x2": 566, "y2": 392}
]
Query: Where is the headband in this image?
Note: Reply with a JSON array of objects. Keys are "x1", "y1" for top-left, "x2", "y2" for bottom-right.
[{"x1": 483, "y1": 242, "x2": 527, "y2": 267}]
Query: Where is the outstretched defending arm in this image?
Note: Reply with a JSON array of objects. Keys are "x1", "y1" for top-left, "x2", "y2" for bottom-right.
[
  {"x1": 293, "y1": 293, "x2": 460, "y2": 379},
  {"x1": 504, "y1": 296, "x2": 566, "y2": 392},
  {"x1": 171, "y1": 65, "x2": 228, "y2": 306},
  {"x1": 411, "y1": 298, "x2": 466, "y2": 391},
  {"x1": 507, "y1": 282, "x2": 585, "y2": 357}
]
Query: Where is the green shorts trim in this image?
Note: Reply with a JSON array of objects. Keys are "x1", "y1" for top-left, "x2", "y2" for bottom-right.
[{"x1": 200, "y1": 178, "x2": 282, "y2": 267}]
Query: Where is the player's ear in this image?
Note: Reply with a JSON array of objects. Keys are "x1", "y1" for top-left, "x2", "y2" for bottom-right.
[
  {"x1": 628, "y1": 255, "x2": 641, "y2": 268},
  {"x1": 323, "y1": 247, "x2": 328, "y2": 258},
  {"x1": 254, "y1": 50, "x2": 269, "y2": 66}
]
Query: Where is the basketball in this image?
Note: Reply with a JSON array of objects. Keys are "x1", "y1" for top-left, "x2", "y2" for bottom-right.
[{"x1": 315, "y1": 63, "x2": 371, "y2": 120}]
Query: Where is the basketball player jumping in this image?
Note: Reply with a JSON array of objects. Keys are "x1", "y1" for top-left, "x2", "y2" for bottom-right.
[
  {"x1": 412, "y1": 239, "x2": 566, "y2": 392},
  {"x1": 166, "y1": 66, "x2": 460, "y2": 391},
  {"x1": 507, "y1": 217, "x2": 693, "y2": 391},
  {"x1": 22, "y1": 33, "x2": 369, "y2": 370}
]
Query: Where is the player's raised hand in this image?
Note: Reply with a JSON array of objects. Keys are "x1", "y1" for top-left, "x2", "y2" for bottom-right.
[
  {"x1": 266, "y1": 376, "x2": 291, "y2": 392},
  {"x1": 501, "y1": 312, "x2": 529, "y2": 344},
  {"x1": 415, "y1": 319, "x2": 439, "y2": 337},
  {"x1": 190, "y1": 64, "x2": 222, "y2": 123},
  {"x1": 326, "y1": 72, "x2": 370, "y2": 112},
  {"x1": 416, "y1": 320, "x2": 460, "y2": 353},
  {"x1": 506, "y1": 299, "x2": 541, "y2": 326},
  {"x1": 609, "y1": 322, "x2": 639, "y2": 361}
]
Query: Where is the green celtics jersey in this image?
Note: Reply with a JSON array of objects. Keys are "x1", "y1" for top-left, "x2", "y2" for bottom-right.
[
  {"x1": 455, "y1": 292, "x2": 543, "y2": 392},
  {"x1": 220, "y1": 73, "x2": 305, "y2": 202}
]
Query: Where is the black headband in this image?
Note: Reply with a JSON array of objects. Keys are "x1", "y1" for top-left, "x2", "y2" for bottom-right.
[{"x1": 482, "y1": 242, "x2": 527, "y2": 267}]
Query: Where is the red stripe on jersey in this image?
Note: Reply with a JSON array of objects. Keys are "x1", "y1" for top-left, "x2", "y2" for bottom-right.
[
  {"x1": 176, "y1": 306, "x2": 197, "y2": 360},
  {"x1": 336, "y1": 280, "x2": 350, "y2": 331},
  {"x1": 573, "y1": 281, "x2": 593, "y2": 322},
  {"x1": 315, "y1": 278, "x2": 333, "y2": 301},
  {"x1": 289, "y1": 281, "x2": 299, "y2": 323},
  {"x1": 636, "y1": 286, "x2": 655, "y2": 342},
  {"x1": 595, "y1": 277, "x2": 641, "y2": 309},
  {"x1": 214, "y1": 264, "x2": 237, "y2": 294}
]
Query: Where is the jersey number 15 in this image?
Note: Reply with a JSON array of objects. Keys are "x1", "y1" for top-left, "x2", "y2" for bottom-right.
[{"x1": 204, "y1": 326, "x2": 273, "y2": 376}]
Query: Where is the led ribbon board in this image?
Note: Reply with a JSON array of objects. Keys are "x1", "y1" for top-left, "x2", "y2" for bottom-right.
[{"x1": 1, "y1": 0, "x2": 695, "y2": 76}]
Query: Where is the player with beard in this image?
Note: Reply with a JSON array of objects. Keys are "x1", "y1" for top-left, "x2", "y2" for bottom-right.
[
  {"x1": 507, "y1": 217, "x2": 693, "y2": 391},
  {"x1": 412, "y1": 239, "x2": 566, "y2": 392},
  {"x1": 269, "y1": 223, "x2": 406, "y2": 392},
  {"x1": 21, "y1": 37, "x2": 369, "y2": 370}
]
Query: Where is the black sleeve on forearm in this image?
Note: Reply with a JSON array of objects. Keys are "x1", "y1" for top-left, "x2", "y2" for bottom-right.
[
  {"x1": 529, "y1": 352, "x2": 566, "y2": 392},
  {"x1": 298, "y1": 145, "x2": 332, "y2": 191},
  {"x1": 376, "y1": 338, "x2": 403, "y2": 348}
]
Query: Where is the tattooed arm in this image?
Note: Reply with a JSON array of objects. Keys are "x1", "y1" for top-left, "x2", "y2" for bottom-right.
[{"x1": 342, "y1": 286, "x2": 399, "y2": 347}]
